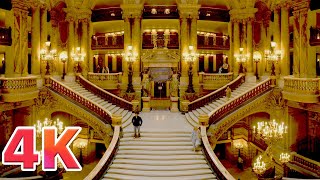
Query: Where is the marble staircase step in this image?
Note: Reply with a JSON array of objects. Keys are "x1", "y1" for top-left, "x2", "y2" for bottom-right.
[
  {"x1": 117, "y1": 149, "x2": 202, "y2": 156},
  {"x1": 185, "y1": 113, "x2": 198, "y2": 127},
  {"x1": 120, "y1": 137, "x2": 190, "y2": 142},
  {"x1": 106, "y1": 169, "x2": 214, "y2": 177},
  {"x1": 112, "y1": 159, "x2": 207, "y2": 166},
  {"x1": 115, "y1": 154, "x2": 204, "y2": 161},
  {"x1": 118, "y1": 145, "x2": 193, "y2": 151},
  {"x1": 109, "y1": 164, "x2": 210, "y2": 171},
  {"x1": 104, "y1": 173, "x2": 217, "y2": 180},
  {"x1": 120, "y1": 141, "x2": 192, "y2": 147}
]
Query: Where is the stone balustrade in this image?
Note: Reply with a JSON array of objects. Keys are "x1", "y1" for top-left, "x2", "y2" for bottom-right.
[
  {"x1": 290, "y1": 152, "x2": 320, "y2": 177},
  {"x1": 87, "y1": 72, "x2": 122, "y2": 90},
  {"x1": 84, "y1": 126, "x2": 120, "y2": 180},
  {"x1": 0, "y1": 76, "x2": 39, "y2": 102},
  {"x1": 199, "y1": 72, "x2": 233, "y2": 90},
  {"x1": 283, "y1": 76, "x2": 320, "y2": 103},
  {"x1": 201, "y1": 126, "x2": 235, "y2": 180},
  {"x1": 77, "y1": 75, "x2": 132, "y2": 111},
  {"x1": 188, "y1": 74, "x2": 245, "y2": 111}
]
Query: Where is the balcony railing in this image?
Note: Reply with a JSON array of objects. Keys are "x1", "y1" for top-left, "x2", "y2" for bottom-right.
[
  {"x1": 199, "y1": 72, "x2": 233, "y2": 90},
  {"x1": 48, "y1": 77, "x2": 112, "y2": 124},
  {"x1": 87, "y1": 72, "x2": 122, "y2": 90},
  {"x1": 142, "y1": 31, "x2": 179, "y2": 49},
  {"x1": 208, "y1": 78, "x2": 272, "y2": 125},
  {"x1": 0, "y1": 76, "x2": 38, "y2": 102},
  {"x1": 76, "y1": 75, "x2": 133, "y2": 111},
  {"x1": 283, "y1": 76, "x2": 320, "y2": 103},
  {"x1": 188, "y1": 74, "x2": 245, "y2": 111},
  {"x1": 290, "y1": 152, "x2": 320, "y2": 177},
  {"x1": 84, "y1": 126, "x2": 120, "y2": 180},
  {"x1": 197, "y1": 34, "x2": 230, "y2": 50},
  {"x1": 0, "y1": 27, "x2": 12, "y2": 46},
  {"x1": 310, "y1": 27, "x2": 320, "y2": 46},
  {"x1": 91, "y1": 35, "x2": 124, "y2": 50}
]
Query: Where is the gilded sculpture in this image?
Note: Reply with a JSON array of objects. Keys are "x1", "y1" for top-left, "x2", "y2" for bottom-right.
[
  {"x1": 170, "y1": 74, "x2": 179, "y2": 97},
  {"x1": 142, "y1": 71, "x2": 151, "y2": 97}
]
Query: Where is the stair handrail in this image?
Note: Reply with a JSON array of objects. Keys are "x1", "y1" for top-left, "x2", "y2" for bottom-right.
[
  {"x1": 208, "y1": 78, "x2": 272, "y2": 125},
  {"x1": 188, "y1": 74, "x2": 245, "y2": 111},
  {"x1": 48, "y1": 77, "x2": 112, "y2": 124},
  {"x1": 84, "y1": 125, "x2": 120, "y2": 180},
  {"x1": 200, "y1": 126, "x2": 235, "y2": 180},
  {"x1": 76, "y1": 75, "x2": 133, "y2": 111}
]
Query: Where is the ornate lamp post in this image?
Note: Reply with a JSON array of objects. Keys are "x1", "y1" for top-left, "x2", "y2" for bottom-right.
[
  {"x1": 40, "y1": 41, "x2": 57, "y2": 75},
  {"x1": 59, "y1": 51, "x2": 68, "y2": 80},
  {"x1": 235, "y1": 48, "x2": 248, "y2": 74},
  {"x1": 77, "y1": 142, "x2": 86, "y2": 167},
  {"x1": 234, "y1": 141, "x2": 244, "y2": 157},
  {"x1": 71, "y1": 47, "x2": 85, "y2": 74},
  {"x1": 185, "y1": 45, "x2": 197, "y2": 93},
  {"x1": 253, "y1": 51, "x2": 262, "y2": 80},
  {"x1": 264, "y1": 41, "x2": 281, "y2": 76},
  {"x1": 126, "y1": 45, "x2": 135, "y2": 93}
]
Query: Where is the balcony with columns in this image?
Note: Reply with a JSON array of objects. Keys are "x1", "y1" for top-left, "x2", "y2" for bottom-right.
[
  {"x1": 91, "y1": 32, "x2": 124, "y2": 50},
  {"x1": 197, "y1": 31, "x2": 230, "y2": 50}
]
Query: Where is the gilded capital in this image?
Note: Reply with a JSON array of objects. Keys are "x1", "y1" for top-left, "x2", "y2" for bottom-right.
[
  {"x1": 177, "y1": 3, "x2": 200, "y2": 19},
  {"x1": 121, "y1": 4, "x2": 143, "y2": 19},
  {"x1": 229, "y1": 8, "x2": 257, "y2": 23}
]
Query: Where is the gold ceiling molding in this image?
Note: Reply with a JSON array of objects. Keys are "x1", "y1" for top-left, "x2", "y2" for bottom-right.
[
  {"x1": 177, "y1": 3, "x2": 201, "y2": 18},
  {"x1": 121, "y1": 3, "x2": 144, "y2": 18}
]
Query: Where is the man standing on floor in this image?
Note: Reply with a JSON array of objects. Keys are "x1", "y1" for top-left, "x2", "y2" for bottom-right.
[{"x1": 132, "y1": 112, "x2": 143, "y2": 138}]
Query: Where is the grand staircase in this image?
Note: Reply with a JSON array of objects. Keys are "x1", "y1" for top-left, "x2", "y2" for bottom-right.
[
  {"x1": 104, "y1": 130, "x2": 217, "y2": 180},
  {"x1": 186, "y1": 82, "x2": 256, "y2": 127},
  {"x1": 62, "y1": 81, "x2": 134, "y2": 128}
]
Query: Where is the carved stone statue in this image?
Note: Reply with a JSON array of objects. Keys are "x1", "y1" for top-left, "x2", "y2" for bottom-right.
[
  {"x1": 142, "y1": 73, "x2": 151, "y2": 97},
  {"x1": 170, "y1": 74, "x2": 179, "y2": 97}
]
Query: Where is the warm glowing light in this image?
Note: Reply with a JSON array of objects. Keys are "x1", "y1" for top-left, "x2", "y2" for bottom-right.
[
  {"x1": 164, "y1": 8, "x2": 170, "y2": 14},
  {"x1": 151, "y1": 8, "x2": 157, "y2": 14},
  {"x1": 253, "y1": 51, "x2": 262, "y2": 62},
  {"x1": 280, "y1": 152, "x2": 290, "y2": 163},
  {"x1": 271, "y1": 41, "x2": 276, "y2": 48},
  {"x1": 34, "y1": 118, "x2": 64, "y2": 137},
  {"x1": 253, "y1": 155, "x2": 266, "y2": 175},
  {"x1": 235, "y1": 48, "x2": 248, "y2": 63},
  {"x1": 253, "y1": 119, "x2": 288, "y2": 141},
  {"x1": 59, "y1": 51, "x2": 68, "y2": 62},
  {"x1": 71, "y1": 47, "x2": 85, "y2": 62}
]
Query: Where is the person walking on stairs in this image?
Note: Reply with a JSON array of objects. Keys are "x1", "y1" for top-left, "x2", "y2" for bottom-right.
[
  {"x1": 191, "y1": 126, "x2": 202, "y2": 151},
  {"x1": 132, "y1": 112, "x2": 143, "y2": 138}
]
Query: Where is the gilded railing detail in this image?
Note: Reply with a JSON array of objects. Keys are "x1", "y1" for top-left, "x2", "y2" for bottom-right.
[
  {"x1": 188, "y1": 74, "x2": 245, "y2": 111},
  {"x1": 0, "y1": 76, "x2": 38, "y2": 102},
  {"x1": 201, "y1": 126, "x2": 235, "y2": 180},
  {"x1": 290, "y1": 152, "x2": 320, "y2": 176},
  {"x1": 283, "y1": 76, "x2": 320, "y2": 103},
  {"x1": 209, "y1": 78, "x2": 272, "y2": 125},
  {"x1": 199, "y1": 72, "x2": 233, "y2": 90},
  {"x1": 84, "y1": 126, "x2": 120, "y2": 180},
  {"x1": 48, "y1": 77, "x2": 112, "y2": 124},
  {"x1": 87, "y1": 72, "x2": 122, "y2": 90},
  {"x1": 77, "y1": 75, "x2": 132, "y2": 111}
]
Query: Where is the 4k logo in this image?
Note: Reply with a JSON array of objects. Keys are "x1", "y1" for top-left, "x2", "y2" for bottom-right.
[{"x1": 2, "y1": 126, "x2": 82, "y2": 171}]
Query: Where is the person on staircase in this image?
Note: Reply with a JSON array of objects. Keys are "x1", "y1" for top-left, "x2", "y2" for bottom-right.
[
  {"x1": 132, "y1": 112, "x2": 143, "y2": 138},
  {"x1": 191, "y1": 126, "x2": 202, "y2": 151},
  {"x1": 225, "y1": 85, "x2": 231, "y2": 100}
]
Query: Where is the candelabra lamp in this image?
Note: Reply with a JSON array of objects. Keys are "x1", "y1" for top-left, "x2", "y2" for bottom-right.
[
  {"x1": 264, "y1": 41, "x2": 281, "y2": 76},
  {"x1": 71, "y1": 47, "x2": 85, "y2": 74},
  {"x1": 77, "y1": 142, "x2": 87, "y2": 167},
  {"x1": 185, "y1": 45, "x2": 197, "y2": 93},
  {"x1": 234, "y1": 141, "x2": 244, "y2": 157},
  {"x1": 40, "y1": 41, "x2": 57, "y2": 75},
  {"x1": 235, "y1": 48, "x2": 248, "y2": 74},
  {"x1": 253, "y1": 51, "x2": 261, "y2": 80},
  {"x1": 59, "y1": 51, "x2": 68, "y2": 80},
  {"x1": 126, "y1": 45, "x2": 135, "y2": 93},
  {"x1": 34, "y1": 118, "x2": 64, "y2": 138}
]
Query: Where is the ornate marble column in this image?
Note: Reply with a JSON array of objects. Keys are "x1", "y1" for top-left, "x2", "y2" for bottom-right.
[
  {"x1": 246, "y1": 18, "x2": 254, "y2": 76},
  {"x1": 281, "y1": 5, "x2": 290, "y2": 76},
  {"x1": 204, "y1": 55, "x2": 209, "y2": 72},
  {"x1": 122, "y1": 16, "x2": 131, "y2": 80},
  {"x1": 112, "y1": 55, "x2": 117, "y2": 72},
  {"x1": 228, "y1": 21, "x2": 233, "y2": 73},
  {"x1": 66, "y1": 14, "x2": 75, "y2": 75},
  {"x1": 274, "y1": 8, "x2": 281, "y2": 76},
  {"x1": 11, "y1": 0, "x2": 29, "y2": 77},
  {"x1": 49, "y1": 10, "x2": 59, "y2": 75},
  {"x1": 233, "y1": 21, "x2": 240, "y2": 76},
  {"x1": 80, "y1": 18, "x2": 89, "y2": 76},
  {"x1": 88, "y1": 20, "x2": 94, "y2": 72},
  {"x1": 293, "y1": 1, "x2": 310, "y2": 78},
  {"x1": 180, "y1": 16, "x2": 189, "y2": 77},
  {"x1": 132, "y1": 15, "x2": 142, "y2": 77},
  {"x1": 31, "y1": 5, "x2": 41, "y2": 75},
  {"x1": 40, "y1": 6, "x2": 47, "y2": 75}
]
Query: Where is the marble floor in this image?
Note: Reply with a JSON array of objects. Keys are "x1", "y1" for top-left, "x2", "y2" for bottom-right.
[
  {"x1": 124, "y1": 110, "x2": 193, "y2": 131},
  {"x1": 63, "y1": 160, "x2": 98, "y2": 180}
]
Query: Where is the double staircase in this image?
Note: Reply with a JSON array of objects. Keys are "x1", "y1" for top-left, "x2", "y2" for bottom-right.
[
  {"x1": 186, "y1": 82, "x2": 256, "y2": 127},
  {"x1": 62, "y1": 81, "x2": 134, "y2": 128},
  {"x1": 104, "y1": 130, "x2": 217, "y2": 180}
]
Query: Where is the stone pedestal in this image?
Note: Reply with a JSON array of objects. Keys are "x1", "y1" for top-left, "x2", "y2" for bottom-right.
[
  {"x1": 142, "y1": 97, "x2": 151, "y2": 112},
  {"x1": 245, "y1": 74, "x2": 257, "y2": 83},
  {"x1": 64, "y1": 75, "x2": 76, "y2": 83},
  {"x1": 112, "y1": 113, "x2": 122, "y2": 127},
  {"x1": 181, "y1": 100, "x2": 190, "y2": 114},
  {"x1": 199, "y1": 114, "x2": 209, "y2": 127},
  {"x1": 170, "y1": 97, "x2": 179, "y2": 112},
  {"x1": 131, "y1": 99, "x2": 139, "y2": 113}
]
